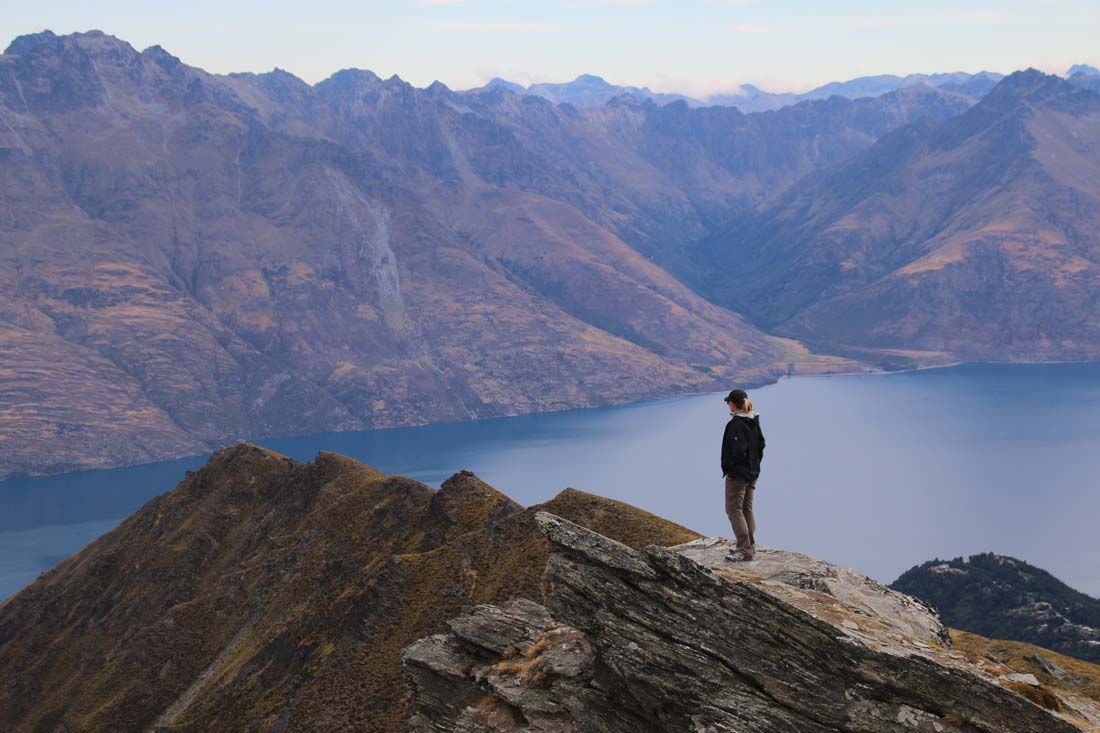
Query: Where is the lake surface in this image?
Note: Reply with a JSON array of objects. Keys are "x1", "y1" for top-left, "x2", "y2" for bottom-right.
[{"x1": 3, "y1": 362, "x2": 1100, "y2": 600}]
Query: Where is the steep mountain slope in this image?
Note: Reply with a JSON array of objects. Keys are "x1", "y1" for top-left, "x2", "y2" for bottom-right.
[
  {"x1": 699, "y1": 70, "x2": 1100, "y2": 364},
  {"x1": 952, "y1": 629, "x2": 1100, "y2": 720},
  {"x1": 893, "y1": 554, "x2": 1100, "y2": 664},
  {"x1": 0, "y1": 31, "x2": 972, "y2": 479},
  {"x1": 0, "y1": 444, "x2": 699, "y2": 732}
]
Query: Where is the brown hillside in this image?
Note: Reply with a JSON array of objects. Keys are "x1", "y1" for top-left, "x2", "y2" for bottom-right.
[
  {"x1": 0, "y1": 444, "x2": 698, "y2": 732},
  {"x1": 951, "y1": 630, "x2": 1100, "y2": 730}
]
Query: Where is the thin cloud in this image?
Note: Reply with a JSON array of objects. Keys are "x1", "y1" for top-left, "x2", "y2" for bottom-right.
[
  {"x1": 422, "y1": 0, "x2": 464, "y2": 5},
  {"x1": 732, "y1": 23, "x2": 769, "y2": 33},
  {"x1": 943, "y1": 11, "x2": 1010, "y2": 24},
  {"x1": 830, "y1": 11, "x2": 1009, "y2": 30},
  {"x1": 564, "y1": 0, "x2": 657, "y2": 6},
  {"x1": 830, "y1": 16, "x2": 900, "y2": 30},
  {"x1": 428, "y1": 21, "x2": 559, "y2": 32},
  {"x1": 146, "y1": 20, "x2": 246, "y2": 33}
]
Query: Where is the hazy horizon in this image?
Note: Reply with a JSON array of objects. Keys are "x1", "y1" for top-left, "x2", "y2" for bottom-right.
[{"x1": 2, "y1": 0, "x2": 1098, "y2": 98}]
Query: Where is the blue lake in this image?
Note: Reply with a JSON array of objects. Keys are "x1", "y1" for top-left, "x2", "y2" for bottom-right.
[{"x1": 2, "y1": 362, "x2": 1099, "y2": 600}]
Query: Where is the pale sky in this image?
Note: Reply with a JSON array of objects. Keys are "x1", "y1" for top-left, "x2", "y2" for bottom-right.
[{"x1": 2, "y1": 0, "x2": 1098, "y2": 96}]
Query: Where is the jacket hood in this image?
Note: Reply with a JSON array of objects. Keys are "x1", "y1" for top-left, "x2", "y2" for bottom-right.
[{"x1": 731, "y1": 410, "x2": 759, "y2": 419}]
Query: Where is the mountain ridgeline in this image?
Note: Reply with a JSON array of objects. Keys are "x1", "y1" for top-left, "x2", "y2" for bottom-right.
[{"x1": 479, "y1": 70, "x2": 1006, "y2": 112}]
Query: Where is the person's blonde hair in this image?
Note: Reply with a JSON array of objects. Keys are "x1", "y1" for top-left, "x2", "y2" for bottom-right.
[{"x1": 726, "y1": 389, "x2": 753, "y2": 412}]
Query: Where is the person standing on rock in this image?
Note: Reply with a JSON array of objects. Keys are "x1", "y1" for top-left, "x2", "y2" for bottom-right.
[{"x1": 722, "y1": 389, "x2": 765, "y2": 561}]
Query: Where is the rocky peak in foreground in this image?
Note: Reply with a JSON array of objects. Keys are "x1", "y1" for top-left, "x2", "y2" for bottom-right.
[
  {"x1": 0, "y1": 444, "x2": 699, "y2": 732},
  {"x1": 404, "y1": 514, "x2": 1098, "y2": 732}
]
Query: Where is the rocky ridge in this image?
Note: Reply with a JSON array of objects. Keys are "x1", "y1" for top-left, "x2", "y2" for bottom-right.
[
  {"x1": 404, "y1": 514, "x2": 1099, "y2": 732},
  {"x1": 0, "y1": 444, "x2": 699, "y2": 732}
]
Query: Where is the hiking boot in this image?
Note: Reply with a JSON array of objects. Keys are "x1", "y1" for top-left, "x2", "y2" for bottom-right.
[{"x1": 726, "y1": 549, "x2": 754, "y2": 562}]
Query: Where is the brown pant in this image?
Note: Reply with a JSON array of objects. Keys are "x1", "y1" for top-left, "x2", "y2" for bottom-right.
[{"x1": 724, "y1": 476, "x2": 756, "y2": 556}]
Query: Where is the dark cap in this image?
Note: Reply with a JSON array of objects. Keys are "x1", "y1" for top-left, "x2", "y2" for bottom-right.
[{"x1": 724, "y1": 389, "x2": 748, "y2": 404}]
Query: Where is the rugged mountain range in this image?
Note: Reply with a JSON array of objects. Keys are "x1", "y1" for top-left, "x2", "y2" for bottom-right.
[
  {"x1": 712, "y1": 71, "x2": 1006, "y2": 113},
  {"x1": 893, "y1": 554, "x2": 1100, "y2": 664},
  {"x1": 698, "y1": 70, "x2": 1100, "y2": 364},
  {"x1": 0, "y1": 30, "x2": 977, "y2": 479},
  {"x1": 2, "y1": 446, "x2": 1100, "y2": 731},
  {"x1": 484, "y1": 70, "x2": 1006, "y2": 112},
  {"x1": 478, "y1": 74, "x2": 698, "y2": 108}
]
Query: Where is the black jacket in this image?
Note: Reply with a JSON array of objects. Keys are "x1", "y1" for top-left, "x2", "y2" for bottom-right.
[{"x1": 721, "y1": 414, "x2": 765, "y2": 482}]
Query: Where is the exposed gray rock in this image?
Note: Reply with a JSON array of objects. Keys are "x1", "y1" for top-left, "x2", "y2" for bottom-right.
[
  {"x1": 1004, "y1": 673, "x2": 1041, "y2": 687},
  {"x1": 1026, "y1": 653, "x2": 1083, "y2": 684},
  {"x1": 674, "y1": 537, "x2": 952, "y2": 648},
  {"x1": 402, "y1": 513, "x2": 1084, "y2": 732}
]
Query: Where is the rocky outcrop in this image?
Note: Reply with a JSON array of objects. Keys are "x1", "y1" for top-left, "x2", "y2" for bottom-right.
[{"x1": 403, "y1": 513, "x2": 1090, "y2": 732}]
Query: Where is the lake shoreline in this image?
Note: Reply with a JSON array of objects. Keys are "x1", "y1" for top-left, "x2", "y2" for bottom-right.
[
  {"x1": 6, "y1": 358, "x2": 1100, "y2": 486},
  {"x1": 4, "y1": 361, "x2": 1100, "y2": 601}
]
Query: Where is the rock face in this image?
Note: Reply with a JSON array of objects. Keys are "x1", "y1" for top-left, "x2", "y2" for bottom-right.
[
  {"x1": 892, "y1": 553, "x2": 1100, "y2": 664},
  {"x1": 403, "y1": 514, "x2": 1091, "y2": 732}
]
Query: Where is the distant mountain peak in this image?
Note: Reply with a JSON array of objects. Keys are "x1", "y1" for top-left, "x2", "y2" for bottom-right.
[
  {"x1": 426, "y1": 79, "x2": 450, "y2": 95},
  {"x1": 4, "y1": 29, "x2": 60, "y2": 56},
  {"x1": 485, "y1": 76, "x2": 525, "y2": 93},
  {"x1": 315, "y1": 67, "x2": 383, "y2": 91},
  {"x1": 141, "y1": 44, "x2": 181, "y2": 64},
  {"x1": 979, "y1": 68, "x2": 1098, "y2": 114},
  {"x1": 1067, "y1": 63, "x2": 1100, "y2": 77},
  {"x1": 605, "y1": 92, "x2": 651, "y2": 110},
  {"x1": 1004, "y1": 66, "x2": 1052, "y2": 83}
]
